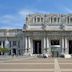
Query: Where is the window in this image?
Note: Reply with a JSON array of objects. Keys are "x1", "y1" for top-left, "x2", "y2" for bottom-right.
[
  {"x1": 58, "y1": 18, "x2": 60, "y2": 22},
  {"x1": 70, "y1": 17, "x2": 72, "y2": 22},
  {"x1": 41, "y1": 18, "x2": 43, "y2": 22},
  {"x1": 3, "y1": 41, "x2": 5, "y2": 47},
  {"x1": 26, "y1": 17, "x2": 28, "y2": 21},
  {"x1": 0, "y1": 41, "x2": 1, "y2": 46},
  {"x1": 51, "y1": 40, "x2": 59, "y2": 45},
  {"x1": 9, "y1": 41, "x2": 11, "y2": 47},
  {"x1": 13, "y1": 41, "x2": 16, "y2": 46},
  {"x1": 34, "y1": 17, "x2": 36, "y2": 22},
  {"x1": 67, "y1": 16, "x2": 69, "y2": 23},
  {"x1": 37, "y1": 17, "x2": 40, "y2": 22},
  {"x1": 51, "y1": 17, "x2": 52, "y2": 23},
  {"x1": 54, "y1": 17, "x2": 56, "y2": 22},
  {"x1": 18, "y1": 41, "x2": 20, "y2": 48}
]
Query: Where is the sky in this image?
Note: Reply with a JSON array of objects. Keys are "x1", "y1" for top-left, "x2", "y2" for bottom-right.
[{"x1": 0, "y1": 0, "x2": 72, "y2": 29}]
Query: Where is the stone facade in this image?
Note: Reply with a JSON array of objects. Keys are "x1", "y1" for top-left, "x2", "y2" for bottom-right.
[
  {"x1": 23, "y1": 14, "x2": 72, "y2": 57},
  {"x1": 1, "y1": 13, "x2": 72, "y2": 57},
  {"x1": 0, "y1": 29, "x2": 23, "y2": 55}
]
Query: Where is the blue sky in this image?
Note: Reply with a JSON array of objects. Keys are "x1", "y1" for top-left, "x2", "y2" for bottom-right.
[{"x1": 0, "y1": 0, "x2": 72, "y2": 29}]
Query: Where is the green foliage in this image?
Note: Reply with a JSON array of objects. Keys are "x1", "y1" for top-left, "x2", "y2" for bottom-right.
[{"x1": 0, "y1": 47, "x2": 10, "y2": 53}]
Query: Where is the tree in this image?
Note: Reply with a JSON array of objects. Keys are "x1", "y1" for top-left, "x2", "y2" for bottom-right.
[{"x1": 0, "y1": 47, "x2": 10, "y2": 54}]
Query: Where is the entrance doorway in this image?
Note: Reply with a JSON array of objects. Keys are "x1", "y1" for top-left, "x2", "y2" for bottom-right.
[
  {"x1": 51, "y1": 40, "x2": 59, "y2": 45},
  {"x1": 69, "y1": 40, "x2": 72, "y2": 54},
  {"x1": 13, "y1": 49, "x2": 16, "y2": 55},
  {"x1": 33, "y1": 40, "x2": 42, "y2": 54},
  {"x1": 51, "y1": 40, "x2": 60, "y2": 57}
]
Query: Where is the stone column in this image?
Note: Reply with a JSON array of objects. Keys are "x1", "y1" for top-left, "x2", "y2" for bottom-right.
[
  {"x1": 16, "y1": 41, "x2": 19, "y2": 55},
  {"x1": 65, "y1": 38, "x2": 68, "y2": 54},
  {"x1": 28, "y1": 37, "x2": 31, "y2": 48},
  {"x1": 11, "y1": 49, "x2": 13, "y2": 55},
  {"x1": 23, "y1": 37, "x2": 25, "y2": 55},
  {"x1": 36, "y1": 17, "x2": 37, "y2": 22},
  {"x1": 1, "y1": 41, "x2": 3, "y2": 48},
  {"x1": 50, "y1": 17, "x2": 51, "y2": 23},
  {"x1": 66, "y1": 17, "x2": 68, "y2": 24},
  {"x1": 1, "y1": 41, "x2": 3, "y2": 55},
  {"x1": 16, "y1": 49, "x2": 18, "y2": 55},
  {"x1": 69, "y1": 17, "x2": 70, "y2": 23},
  {"x1": 28, "y1": 37, "x2": 31, "y2": 54},
  {"x1": 25, "y1": 37, "x2": 28, "y2": 54},
  {"x1": 47, "y1": 37, "x2": 49, "y2": 48},
  {"x1": 61, "y1": 37, "x2": 64, "y2": 54},
  {"x1": 47, "y1": 37, "x2": 50, "y2": 54},
  {"x1": 44, "y1": 37, "x2": 46, "y2": 48},
  {"x1": 43, "y1": 37, "x2": 46, "y2": 53},
  {"x1": 11, "y1": 41, "x2": 13, "y2": 55}
]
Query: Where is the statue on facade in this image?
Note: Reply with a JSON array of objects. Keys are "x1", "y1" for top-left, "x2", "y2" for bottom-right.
[{"x1": 5, "y1": 39, "x2": 9, "y2": 48}]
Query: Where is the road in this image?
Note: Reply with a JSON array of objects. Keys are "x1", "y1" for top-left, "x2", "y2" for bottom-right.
[{"x1": 0, "y1": 57, "x2": 72, "y2": 72}]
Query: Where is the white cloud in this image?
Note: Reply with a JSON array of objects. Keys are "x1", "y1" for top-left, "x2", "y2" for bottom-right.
[
  {"x1": 19, "y1": 9, "x2": 34, "y2": 17},
  {"x1": 0, "y1": 14, "x2": 23, "y2": 28},
  {"x1": 0, "y1": 9, "x2": 49, "y2": 29},
  {"x1": 65, "y1": 8, "x2": 72, "y2": 13},
  {"x1": 0, "y1": 15, "x2": 17, "y2": 23},
  {"x1": 19, "y1": 9, "x2": 49, "y2": 16}
]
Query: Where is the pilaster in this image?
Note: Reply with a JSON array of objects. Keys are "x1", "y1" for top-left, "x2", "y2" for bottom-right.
[
  {"x1": 61, "y1": 37, "x2": 64, "y2": 54},
  {"x1": 65, "y1": 38, "x2": 68, "y2": 54}
]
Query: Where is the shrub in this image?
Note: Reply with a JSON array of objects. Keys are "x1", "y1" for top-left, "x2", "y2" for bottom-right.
[{"x1": 0, "y1": 47, "x2": 10, "y2": 53}]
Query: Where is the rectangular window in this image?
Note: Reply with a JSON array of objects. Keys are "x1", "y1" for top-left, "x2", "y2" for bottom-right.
[
  {"x1": 3, "y1": 41, "x2": 5, "y2": 48},
  {"x1": 18, "y1": 41, "x2": 20, "y2": 48},
  {"x1": 51, "y1": 17, "x2": 52, "y2": 23},
  {"x1": 41, "y1": 18, "x2": 43, "y2": 22},
  {"x1": 13, "y1": 41, "x2": 16, "y2": 46},
  {"x1": 26, "y1": 17, "x2": 28, "y2": 21},
  {"x1": 34, "y1": 17, "x2": 36, "y2": 22},
  {"x1": 58, "y1": 18, "x2": 60, "y2": 22},
  {"x1": 0, "y1": 41, "x2": 1, "y2": 46},
  {"x1": 54, "y1": 18, "x2": 56, "y2": 22},
  {"x1": 37, "y1": 18, "x2": 40, "y2": 22},
  {"x1": 9, "y1": 41, "x2": 11, "y2": 47},
  {"x1": 67, "y1": 16, "x2": 69, "y2": 23},
  {"x1": 51, "y1": 40, "x2": 59, "y2": 45},
  {"x1": 70, "y1": 18, "x2": 72, "y2": 22}
]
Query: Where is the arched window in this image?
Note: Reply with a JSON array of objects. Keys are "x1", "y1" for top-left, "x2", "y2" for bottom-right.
[
  {"x1": 67, "y1": 16, "x2": 69, "y2": 23},
  {"x1": 26, "y1": 17, "x2": 28, "y2": 21},
  {"x1": 34, "y1": 17, "x2": 36, "y2": 22},
  {"x1": 41, "y1": 18, "x2": 43, "y2": 22},
  {"x1": 37, "y1": 17, "x2": 40, "y2": 22},
  {"x1": 54, "y1": 17, "x2": 56, "y2": 22},
  {"x1": 51, "y1": 17, "x2": 52, "y2": 23},
  {"x1": 70, "y1": 17, "x2": 72, "y2": 22},
  {"x1": 58, "y1": 18, "x2": 60, "y2": 22}
]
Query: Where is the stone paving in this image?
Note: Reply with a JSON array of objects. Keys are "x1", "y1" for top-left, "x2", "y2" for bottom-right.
[{"x1": 0, "y1": 57, "x2": 72, "y2": 72}]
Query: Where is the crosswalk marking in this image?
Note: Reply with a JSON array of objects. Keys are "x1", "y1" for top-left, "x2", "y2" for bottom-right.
[
  {"x1": 0, "y1": 69, "x2": 53, "y2": 71},
  {"x1": 0, "y1": 58, "x2": 72, "y2": 72},
  {"x1": 54, "y1": 58, "x2": 61, "y2": 72},
  {"x1": 0, "y1": 63, "x2": 54, "y2": 64}
]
